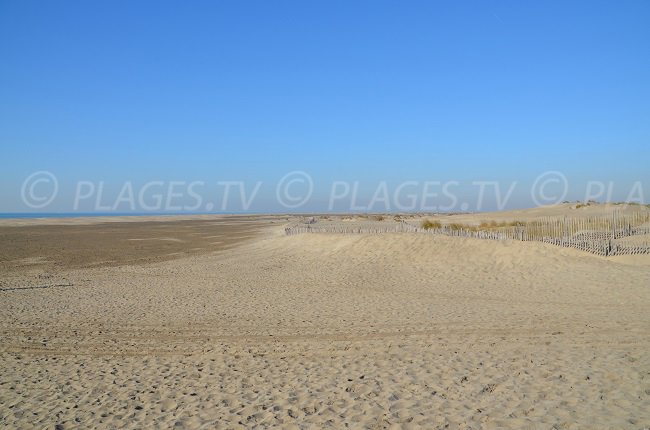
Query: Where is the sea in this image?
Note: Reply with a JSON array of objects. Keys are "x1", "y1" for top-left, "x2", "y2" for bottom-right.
[{"x1": 0, "y1": 212, "x2": 229, "y2": 219}]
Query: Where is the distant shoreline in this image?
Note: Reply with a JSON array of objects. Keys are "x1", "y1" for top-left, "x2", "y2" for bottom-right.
[{"x1": 0, "y1": 212, "x2": 241, "y2": 219}]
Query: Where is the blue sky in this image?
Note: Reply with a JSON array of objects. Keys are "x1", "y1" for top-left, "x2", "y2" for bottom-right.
[{"x1": 1, "y1": 1, "x2": 649, "y2": 212}]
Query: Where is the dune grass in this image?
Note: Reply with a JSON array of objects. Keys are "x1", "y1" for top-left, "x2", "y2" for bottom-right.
[
  {"x1": 420, "y1": 219, "x2": 528, "y2": 232},
  {"x1": 478, "y1": 220, "x2": 526, "y2": 229},
  {"x1": 420, "y1": 219, "x2": 442, "y2": 230}
]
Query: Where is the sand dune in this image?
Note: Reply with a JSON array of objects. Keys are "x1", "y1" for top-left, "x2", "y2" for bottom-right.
[
  {"x1": 412, "y1": 202, "x2": 650, "y2": 225},
  {"x1": 1, "y1": 214, "x2": 649, "y2": 429}
]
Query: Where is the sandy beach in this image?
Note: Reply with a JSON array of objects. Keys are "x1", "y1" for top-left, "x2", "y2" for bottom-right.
[
  {"x1": 1, "y1": 208, "x2": 649, "y2": 429},
  {"x1": 4, "y1": 0, "x2": 649, "y2": 427}
]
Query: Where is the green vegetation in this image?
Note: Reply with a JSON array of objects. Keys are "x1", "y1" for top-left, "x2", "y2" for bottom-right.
[{"x1": 613, "y1": 201, "x2": 642, "y2": 206}]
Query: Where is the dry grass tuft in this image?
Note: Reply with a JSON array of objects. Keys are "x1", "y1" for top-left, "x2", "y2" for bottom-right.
[
  {"x1": 421, "y1": 219, "x2": 442, "y2": 230},
  {"x1": 478, "y1": 220, "x2": 526, "y2": 229}
]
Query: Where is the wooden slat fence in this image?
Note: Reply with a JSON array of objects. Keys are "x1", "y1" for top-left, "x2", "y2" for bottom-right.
[{"x1": 285, "y1": 211, "x2": 650, "y2": 256}]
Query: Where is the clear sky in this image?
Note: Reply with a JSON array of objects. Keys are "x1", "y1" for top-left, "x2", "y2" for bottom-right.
[{"x1": 1, "y1": 1, "x2": 649, "y2": 213}]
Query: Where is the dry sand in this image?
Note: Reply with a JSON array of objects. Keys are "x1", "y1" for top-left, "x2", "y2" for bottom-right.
[
  {"x1": 1, "y1": 210, "x2": 649, "y2": 429},
  {"x1": 411, "y1": 202, "x2": 650, "y2": 226}
]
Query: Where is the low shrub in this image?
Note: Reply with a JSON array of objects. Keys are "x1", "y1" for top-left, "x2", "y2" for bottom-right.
[{"x1": 421, "y1": 219, "x2": 442, "y2": 230}]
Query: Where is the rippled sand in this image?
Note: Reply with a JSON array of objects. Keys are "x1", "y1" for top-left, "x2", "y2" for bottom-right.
[{"x1": 1, "y1": 213, "x2": 649, "y2": 429}]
